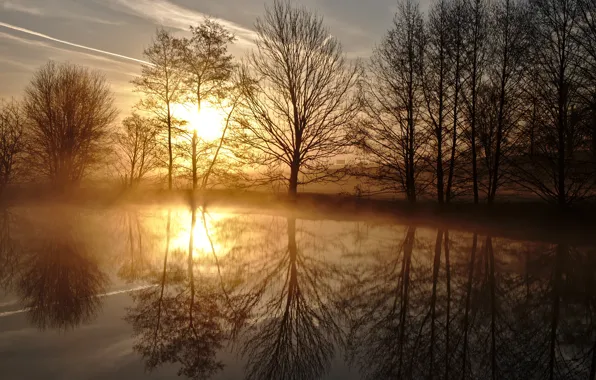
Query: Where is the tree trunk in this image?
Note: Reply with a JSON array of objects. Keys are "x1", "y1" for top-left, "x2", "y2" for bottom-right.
[
  {"x1": 557, "y1": 80, "x2": 568, "y2": 208},
  {"x1": 289, "y1": 163, "x2": 299, "y2": 198},
  {"x1": 167, "y1": 103, "x2": 173, "y2": 191},
  {"x1": 192, "y1": 130, "x2": 198, "y2": 191},
  {"x1": 470, "y1": 0, "x2": 480, "y2": 204}
]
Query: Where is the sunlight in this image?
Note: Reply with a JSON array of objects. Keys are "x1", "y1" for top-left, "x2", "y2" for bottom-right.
[
  {"x1": 168, "y1": 209, "x2": 227, "y2": 258},
  {"x1": 171, "y1": 102, "x2": 226, "y2": 141}
]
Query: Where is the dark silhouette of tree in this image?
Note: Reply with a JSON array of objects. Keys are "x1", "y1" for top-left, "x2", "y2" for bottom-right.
[
  {"x1": 444, "y1": 0, "x2": 467, "y2": 202},
  {"x1": 133, "y1": 29, "x2": 184, "y2": 190},
  {"x1": 481, "y1": 0, "x2": 532, "y2": 203},
  {"x1": 511, "y1": 0, "x2": 592, "y2": 206},
  {"x1": 423, "y1": 0, "x2": 452, "y2": 204},
  {"x1": 24, "y1": 61, "x2": 117, "y2": 190},
  {"x1": 355, "y1": 0, "x2": 426, "y2": 202},
  {"x1": 112, "y1": 113, "x2": 162, "y2": 188},
  {"x1": 233, "y1": 0, "x2": 361, "y2": 197},
  {"x1": 0, "y1": 99, "x2": 25, "y2": 190},
  {"x1": 176, "y1": 18, "x2": 236, "y2": 191},
  {"x1": 462, "y1": 0, "x2": 489, "y2": 203}
]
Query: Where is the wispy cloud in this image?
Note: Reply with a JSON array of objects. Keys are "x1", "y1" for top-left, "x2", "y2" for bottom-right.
[
  {"x1": 2, "y1": 0, "x2": 121, "y2": 25},
  {"x1": 103, "y1": 0, "x2": 256, "y2": 45},
  {"x1": 2, "y1": 1, "x2": 43, "y2": 15},
  {"x1": 0, "y1": 21, "x2": 149, "y2": 65}
]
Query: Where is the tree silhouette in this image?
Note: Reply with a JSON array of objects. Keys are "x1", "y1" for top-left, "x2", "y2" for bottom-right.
[
  {"x1": 112, "y1": 113, "x2": 162, "y2": 188},
  {"x1": 355, "y1": 0, "x2": 426, "y2": 202},
  {"x1": 176, "y1": 18, "x2": 236, "y2": 191},
  {"x1": 0, "y1": 99, "x2": 25, "y2": 190},
  {"x1": 233, "y1": 0, "x2": 361, "y2": 196},
  {"x1": 132, "y1": 29, "x2": 184, "y2": 190},
  {"x1": 24, "y1": 61, "x2": 117, "y2": 190}
]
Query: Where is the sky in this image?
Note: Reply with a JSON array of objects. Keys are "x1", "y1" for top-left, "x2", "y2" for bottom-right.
[{"x1": 0, "y1": 0, "x2": 406, "y2": 114}]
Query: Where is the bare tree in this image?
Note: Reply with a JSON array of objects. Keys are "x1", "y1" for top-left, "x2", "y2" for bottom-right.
[
  {"x1": 233, "y1": 0, "x2": 361, "y2": 196},
  {"x1": 133, "y1": 29, "x2": 184, "y2": 190},
  {"x1": 576, "y1": 0, "x2": 596, "y2": 160},
  {"x1": 462, "y1": 0, "x2": 489, "y2": 203},
  {"x1": 512, "y1": 0, "x2": 590, "y2": 206},
  {"x1": 487, "y1": 0, "x2": 531, "y2": 203},
  {"x1": 444, "y1": 0, "x2": 467, "y2": 202},
  {"x1": 24, "y1": 61, "x2": 117, "y2": 190},
  {"x1": 176, "y1": 19, "x2": 236, "y2": 190},
  {"x1": 0, "y1": 99, "x2": 25, "y2": 189},
  {"x1": 113, "y1": 113, "x2": 162, "y2": 187},
  {"x1": 423, "y1": 0, "x2": 452, "y2": 204},
  {"x1": 355, "y1": 0, "x2": 426, "y2": 202}
]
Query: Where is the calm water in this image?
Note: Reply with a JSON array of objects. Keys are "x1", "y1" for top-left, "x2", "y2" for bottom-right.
[{"x1": 0, "y1": 204, "x2": 595, "y2": 380}]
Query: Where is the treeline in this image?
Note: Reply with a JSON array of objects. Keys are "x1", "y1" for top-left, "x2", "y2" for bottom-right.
[
  {"x1": 356, "y1": 0, "x2": 596, "y2": 207},
  {"x1": 1, "y1": 0, "x2": 596, "y2": 207}
]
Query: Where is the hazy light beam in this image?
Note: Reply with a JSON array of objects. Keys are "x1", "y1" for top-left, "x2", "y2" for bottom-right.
[{"x1": 0, "y1": 21, "x2": 151, "y2": 66}]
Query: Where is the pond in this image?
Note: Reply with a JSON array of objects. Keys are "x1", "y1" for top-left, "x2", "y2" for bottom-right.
[{"x1": 0, "y1": 203, "x2": 595, "y2": 379}]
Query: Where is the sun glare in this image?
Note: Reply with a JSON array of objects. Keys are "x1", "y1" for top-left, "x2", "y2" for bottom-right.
[
  {"x1": 168, "y1": 209, "x2": 228, "y2": 259},
  {"x1": 171, "y1": 102, "x2": 226, "y2": 141}
]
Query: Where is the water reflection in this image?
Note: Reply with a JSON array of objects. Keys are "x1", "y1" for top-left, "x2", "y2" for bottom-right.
[
  {"x1": 1, "y1": 205, "x2": 596, "y2": 379},
  {"x1": 238, "y1": 217, "x2": 343, "y2": 380},
  {"x1": 126, "y1": 208, "x2": 229, "y2": 379},
  {"x1": 17, "y1": 238, "x2": 107, "y2": 330},
  {"x1": 0, "y1": 208, "x2": 109, "y2": 330},
  {"x1": 344, "y1": 228, "x2": 596, "y2": 380}
]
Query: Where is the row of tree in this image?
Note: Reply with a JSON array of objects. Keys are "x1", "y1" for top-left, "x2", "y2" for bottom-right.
[
  {"x1": 1, "y1": 0, "x2": 596, "y2": 206},
  {"x1": 357, "y1": 0, "x2": 596, "y2": 206}
]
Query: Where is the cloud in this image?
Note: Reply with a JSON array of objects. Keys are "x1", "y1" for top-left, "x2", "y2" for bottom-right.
[
  {"x1": 103, "y1": 0, "x2": 257, "y2": 46},
  {"x1": 0, "y1": 21, "x2": 150, "y2": 65},
  {"x1": 2, "y1": 0, "x2": 121, "y2": 25},
  {"x1": 2, "y1": 1, "x2": 43, "y2": 15}
]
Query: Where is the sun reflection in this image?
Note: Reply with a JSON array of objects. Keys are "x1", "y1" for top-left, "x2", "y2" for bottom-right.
[
  {"x1": 168, "y1": 209, "x2": 227, "y2": 258},
  {"x1": 171, "y1": 102, "x2": 226, "y2": 141}
]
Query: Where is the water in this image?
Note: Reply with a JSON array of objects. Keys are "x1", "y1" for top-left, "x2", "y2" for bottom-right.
[{"x1": 0, "y1": 203, "x2": 595, "y2": 380}]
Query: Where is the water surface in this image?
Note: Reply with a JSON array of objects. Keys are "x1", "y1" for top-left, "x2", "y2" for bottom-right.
[{"x1": 0, "y1": 203, "x2": 595, "y2": 379}]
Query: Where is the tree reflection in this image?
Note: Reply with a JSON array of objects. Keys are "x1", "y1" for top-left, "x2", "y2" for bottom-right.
[
  {"x1": 17, "y1": 236, "x2": 107, "y2": 330},
  {"x1": 125, "y1": 209, "x2": 345, "y2": 380},
  {"x1": 120, "y1": 208, "x2": 596, "y2": 380},
  {"x1": 343, "y1": 228, "x2": 596, "y2": 380},
  {"x1": 126, "y1": 208, "x2": 228, "y2": 379},
  {"x1": 239, "y1": 217, "x2": 343, "y2": 380},
  {"x1": 117, "y1": 210, "x2": 150, "y2": 282},
  {"x1": 0, "y1": 209, "x2": 18, "y2": 288}
]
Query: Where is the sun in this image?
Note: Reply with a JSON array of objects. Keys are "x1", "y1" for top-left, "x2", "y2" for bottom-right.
[{"x1": 171, "y1": 102, "x2": 226, "y2": 141}]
